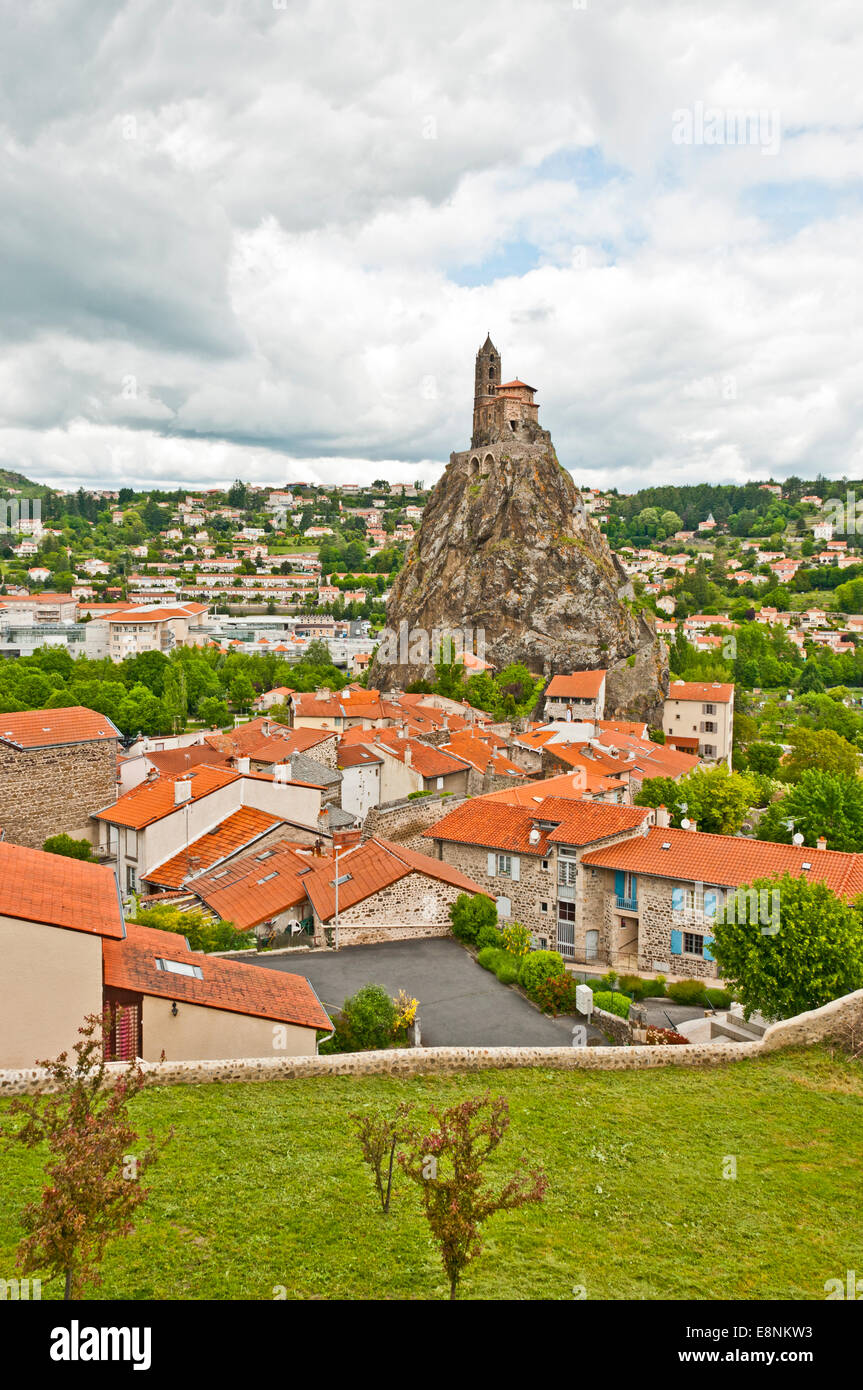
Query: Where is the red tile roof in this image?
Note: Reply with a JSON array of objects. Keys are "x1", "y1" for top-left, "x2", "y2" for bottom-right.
[
  {"x1": 194, "y1": 842, "x2": 320, "y2": 929},
  {"x1": 144, "y1": 806, "x2": 286, "y2": 889},
  {"x1": 425, "y1": 794, "x2": 649, "y2": 854},
  {"x1": 373, "y1": 731, "x2": 469, "y2": 778},
  {"x1": 145, "y1": 745, "x2": 232, "y2": 776},
  {"x1": 94, "y1": 765, "x2": 238, "y2": 829},
  {"x1": 103, "y1": 924, "x2": 331, "y2": 1031},
  {"x1": 546, "y1": 670, "x2": 607, "y2": 699},
  {"x1": 666, "y1": 681, "x2": 734, "y2": 704},
  {"x1": 337, "y1": 743, "x2": 384, "y2": 768},
  {"x1": 0, "y1": 706, "x2": 120, "y2": 750},
  {"x1": 302, "y1": 836, "x2": 486, "y2": 921},
  {"x1": 0, "y1": 841, "x2": 124, "y2": 938},
  {"x1": 581, "y1": 826, "x2": 863, "y2": 897}
]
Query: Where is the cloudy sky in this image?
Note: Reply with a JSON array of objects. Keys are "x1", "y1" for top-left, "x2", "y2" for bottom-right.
[{"x1": 2, "y1": 0, "x2": 862, "y2": 494}]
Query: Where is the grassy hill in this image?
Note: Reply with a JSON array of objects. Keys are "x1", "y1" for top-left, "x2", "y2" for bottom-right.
[
  {"x1": 0, "y1": 467, "x2": 55, "y2": 498},
  {"x1": 1, "y1": 1046, "x2": 860, "y2": 1300}
]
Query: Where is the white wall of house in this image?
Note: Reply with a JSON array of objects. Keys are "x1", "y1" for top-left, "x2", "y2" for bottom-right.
[
  {"x1": 142, "y1": 995, "x2": 318, "y2": 1060},
  {"x1": 0, "y1": 916, "x2": 103, "y2": 1067},
  {"x1": 340, "y1": 762, "x2": 381, "y2": 818}
]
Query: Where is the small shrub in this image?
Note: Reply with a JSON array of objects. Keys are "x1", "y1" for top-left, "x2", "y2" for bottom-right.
[
  {"x1": 519, "y1": 950, "x2": 566, "y2": 1000},
  {"x1": 501, "y1": 922, "x2": 532, "y2": 958},
  {"x1": 322, "y1": 984, "x2": 398, "y2": 1053},
  {"x1": 449, "y1": 892, "x2": 498, "y2": 946},
  {"x1": 618, "y1": 973, "x2": 668, "y2": 1001},
  {"x1": 534, "y1": 972, "x2": 579, "y2": 1017},
  {"x1": 667, "y1": 979, "x2": 717, "y2": 1007},
  {"x1": 477, "y1": 947, "x2": 508, "y2": 973},
  {"x1": 703, "y1": 987, "x2": 732, "y2": 1009},
  {"x1": 592, "y1": 991, "x2": 631, "y2": 1019},
  {"x1": 476, "y1": 922, "x2": 503, "y2": 951},
  {"x1": 642, "y1": 1025, "x2": 689, "y2": 1045},
  {"x1": 495, "y1": 962, "x2": 520, "y2": 986},
  {"x1": 42, "y1": 833, "x2": 96, "y2": 862}
]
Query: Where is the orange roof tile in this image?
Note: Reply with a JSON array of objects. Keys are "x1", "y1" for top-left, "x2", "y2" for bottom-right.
[
  {"x1": 666, "y1": 681, "x2": 734, "y2": 704},
  {"x1": 194, "y1": 842, "x2": 320, "y2": 929},
  {"x1": 0, "y1": 841, "x2": 124, "y2": 938},
  {"x1": 94, "y1": 765, "x2": 239, "y2": 829},
  {"x1": 103, "y1": 923, "x2": 331, "y2": 1030},
  {"x1": 0, "y1": 706, "x2": 120, "y2": 750},
  {"x1": 302, "y1": 836, "x2": 486, "y2": 921},
  {"x1": 546, "y1": 670, "x2": 607, "y2": 698},
  {"x1": 144, "y1": 806, "x2": 286, "y2": 889},
  {"x1": 581, "y1": 826, "x2": 863, "y2": 897},
  {"x1": 425, "y1": 793, "x2": 649, "y2": 853}
]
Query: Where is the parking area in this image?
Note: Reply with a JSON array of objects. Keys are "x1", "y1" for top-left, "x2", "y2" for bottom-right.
[{"x1": 239, "y1": 937, "x2": 607, "y2": 1047}]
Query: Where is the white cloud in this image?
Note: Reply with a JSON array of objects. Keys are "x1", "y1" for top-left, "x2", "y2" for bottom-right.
[{"x1": 1, "y1": 0, "x2": 862, "y2": 492}]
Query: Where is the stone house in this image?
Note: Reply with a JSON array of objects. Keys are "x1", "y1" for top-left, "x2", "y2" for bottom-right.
[
  {"x1": 543, "y1": 669, "x2": 607, "y2": 722},
  {"x1": 0, "y1": 706, "x2": 120, "y2": 849},
  {"x1": 663, "y1": 680, "x2": 734, "y2": 767},
  {"x1": 423, "y1": 794, "x2": 653, "y2": 958},
  {"x1": 580, "y1": 817, "x2": 863, "y2": 980}
]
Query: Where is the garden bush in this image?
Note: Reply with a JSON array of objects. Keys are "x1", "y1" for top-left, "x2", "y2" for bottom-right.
[
  {"x1": 534, "y1": 972, "x2": 579, "y2": 1016},
  {"x1": 618, "y1": 973, "x2": 667, "y2": 1001},
  {"x1": 476, "y1": 922, "x2": 503, "y2": 951},
  {"x1": 477, "y1": 946, "x2": 508, "y2": 973},
  {"x1": 667, "y1": 979, "x2": 717, "y2": 1006},
  {"x1": 518, "y1": 950, "x2": 566, "y2": 1000},
  {"x1": 703, "y1": 987, "x2": 733, "y2": 1009},
  {"x1": 495, "y1": 962, "x2": 520, "y2": 986},
  {"x1": 592, "y1": 991, "x2": 631, "y2": 1019},
  {"x1": 320, "y1": 984, "x2": 397, "y2": 1053},
  {"x1": 449, "y1": 892, "x2": 498, "y2": 946}
]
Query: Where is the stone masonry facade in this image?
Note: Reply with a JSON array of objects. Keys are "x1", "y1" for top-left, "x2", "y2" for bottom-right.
[
  {"x1": 313, "y1": 872, "x2": 465, "y2": 947},
  {"x1": 0, "y1": 739, "x2": 118, "y2": 849}
]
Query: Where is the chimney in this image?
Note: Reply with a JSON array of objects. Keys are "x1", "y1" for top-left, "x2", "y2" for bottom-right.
[
  {"x1": 817, "y1": 836, "x2": 827, "y2": 850},
  {"x1": 686, "y1": 819, "x2": 697, "y2": 832},
  {"x1": 174, "y1": 779, "x2": 192, "y2": 804},
  {"x1": 404, "y1": 745, "x2": 412, "y2": 767},
  {"x1": 655, "y1": 804, "x2": 670, "y2": 828},
  {"x1": 236, "y1": 756, "x2": 251, "y2": 774},
  {"x1": 263, "y1": 719, "x2": 271, "y2": 736},
  {"x1": 274, "y1": 761, "x2": 291, "y2": 783}
]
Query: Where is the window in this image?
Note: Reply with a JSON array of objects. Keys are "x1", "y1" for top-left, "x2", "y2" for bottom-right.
[
  {"x1": 497, "y1": 853, "x2": 512, "y2": 877},
  {"x1": 702, "y1": 744, "x2": 716, "y2": 758},
  {"x1": 558, "y1": 856, "x2": 578, "y2": 887},
  {"x1": 540, "y1": 901, "x2": 548, "y2": 913},
  {"x1": 703, "y1": 703, "x2": 716, "y2": 715},
  {"x1": 436, "y1": 776, "x2": 444, "y2": 789},
  {"x1": 155, "y1": 957, "x2": 204, "y2": 979},
  {"x1": 126, "y1": 865, "x2": 138, "y2": 892},
  {"x1": 541, "y1": 858, "x2": 550, "y2": 871},
  {"x1": 126, "y1": 828, "x2": 138, "y2": 860},
  {"x1": 557, "y1": 900, "x2": 576, "y2": 923},
  {"x1": 683, "y1": 932, "x2": 704, "y2": 957}
]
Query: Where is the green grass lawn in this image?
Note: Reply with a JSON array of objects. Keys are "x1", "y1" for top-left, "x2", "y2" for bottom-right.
[{"x1": 1, "y1": 1047, "x2": 860, "y2": 1301}]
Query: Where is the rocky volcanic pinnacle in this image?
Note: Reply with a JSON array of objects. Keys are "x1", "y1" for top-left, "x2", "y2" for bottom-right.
[{"x1": 371, "y1": 444, "x2": 667, "y2": 724}]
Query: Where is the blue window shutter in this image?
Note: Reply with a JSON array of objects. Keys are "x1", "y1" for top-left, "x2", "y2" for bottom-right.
[
  {"x1": 671, "y1": 886, "x2": 684, "y2": 912},
  {"x1": 704, "y1": 890, "x2": 718, "y2": 917},
  {"x1": 670, "y1": 929, "x2": 683, "y2": 955},
  {"x1": 614, "y1": 870, "x2": 625, "y2": 897},
  {"x1": 703, "y1": 934, "x2": 714, "y2": 962},
  {"x1": 631, "y1": 873, "x2": 637, "y2": 903}
]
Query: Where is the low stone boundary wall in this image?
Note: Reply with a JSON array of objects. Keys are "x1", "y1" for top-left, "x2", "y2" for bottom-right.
[
  {"x1": 1, "y1": 992, "x2": 859, "y2": 1098},
  {"x1": 590, "y1": 1005, "x2": 632, "y2": 1046}
]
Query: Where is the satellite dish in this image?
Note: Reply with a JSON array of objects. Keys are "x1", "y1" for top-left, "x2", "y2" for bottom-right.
[
  {"x1": 792, "y1": 832, "x2": 805, "y2": 846},
  {"x1": 681, "y1": 817, "x2": 691, "y2": 829}
]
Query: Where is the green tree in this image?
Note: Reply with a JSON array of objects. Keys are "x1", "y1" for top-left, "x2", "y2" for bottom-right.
[
  {"x1": 42, "y1": 834, "x2": 96, "y2": 862},
  {"x1": 398, "y1": 1093, "x2": 548, "y2": 1300},
  {"x1": 746, "y1": 741, "x2": 782, "y2": 776},
  {"x1": 197, "y1": 696, "x2": 231, "y2": 728},
  {"x1": 758, "y1": 770, "x2": 863, "y2": 852},
  {"x1": 797, "y1": 662, "x2": 825, "y2": 694},
  {"x1": 710, "y1": 874, "x2": 863, "y2": 1019},
  {"x1": 0, "y1": 1013, "x2": 169, "y2": 1299},
  {"x1": 784, "y1": 727, "x2": 858, "y2": 782}
]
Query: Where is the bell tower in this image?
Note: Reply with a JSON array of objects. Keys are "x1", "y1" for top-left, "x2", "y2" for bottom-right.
[{"x1": 472, "y1": 334, "x2": 501, "y2": 447}]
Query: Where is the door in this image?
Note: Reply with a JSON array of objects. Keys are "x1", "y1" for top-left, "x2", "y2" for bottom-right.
[{"x1": 585, "y1": 929, "x2": 599, "y2": 961}]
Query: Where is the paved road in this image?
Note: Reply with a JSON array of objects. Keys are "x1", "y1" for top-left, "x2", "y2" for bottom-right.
[{"x1": 238, "y1": 937, "x2": 607, "y2": 1047}]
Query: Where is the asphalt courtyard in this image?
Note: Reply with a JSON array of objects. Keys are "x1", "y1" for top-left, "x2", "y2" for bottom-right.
[{"x1": 240, "y1": 937, "x2": 607, "y2": 1047}]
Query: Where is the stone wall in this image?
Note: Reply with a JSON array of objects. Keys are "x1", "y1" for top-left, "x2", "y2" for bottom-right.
[
  {"x1": 0, "y1": 739, "x2": 118, "y2": 849},
  {"x1": 2, "y1": 990, "x2": 859, "y2": 1095},
  {"x1": 590, "y1": 1004, "x2": 633, "y2": 1045},
  {"x1": 361, "y1": 793, "x2": 468, "y2": 852},
  {"x1": 323, "y1": 872, "x2": 464, "y2": 946}
]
